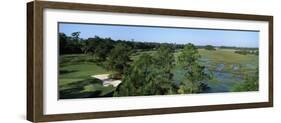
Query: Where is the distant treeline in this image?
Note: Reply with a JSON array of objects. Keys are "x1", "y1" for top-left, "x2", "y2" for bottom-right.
[
  {"x1": 234, "y1": 50, "x2": 259, "y2": 55},
  {"x1": 219, "y1": 46, "x2": 258, "y2": 50},
  {"x1": 59, "y1": 32, "x2": 258, "y2": 54},
  {"x1": 59, "y1": 32, "x2": 184, "y2": 54}
]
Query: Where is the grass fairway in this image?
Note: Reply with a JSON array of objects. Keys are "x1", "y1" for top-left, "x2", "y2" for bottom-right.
[
  {"x1": 60, "y1": 63, "x2": 110, "y2": 84},
  {"x1": 59, "y1": 54, "x2": 114, "y2": 99}
]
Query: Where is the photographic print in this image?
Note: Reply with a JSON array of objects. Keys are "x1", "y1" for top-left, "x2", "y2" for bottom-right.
[{"x1": 58, "y1": 23, "x2": 259, "y2": 99}]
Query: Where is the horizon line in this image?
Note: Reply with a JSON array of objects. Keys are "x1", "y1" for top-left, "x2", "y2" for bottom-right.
[{"x1": 59, "y1": 32, "x2": 259, "y2": 48}]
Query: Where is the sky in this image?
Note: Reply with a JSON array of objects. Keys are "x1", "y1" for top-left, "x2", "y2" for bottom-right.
[{"x1": 59, "y1": 23, "x2": 259, "y2": 48}]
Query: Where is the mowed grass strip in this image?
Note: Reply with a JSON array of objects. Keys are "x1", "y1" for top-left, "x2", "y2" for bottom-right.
[
  {"x1": 60, "y1": 63, "x2": 110, "y2": 79},
  {"x1": 59, "y1": 54, "x2": 112, "y2": 85},
  {"x1": 59, "y1": 54, "x2": 115, "y2": 99},
  {"x1": 198, "y1": 49, "x2": 258, "y2": 65}
]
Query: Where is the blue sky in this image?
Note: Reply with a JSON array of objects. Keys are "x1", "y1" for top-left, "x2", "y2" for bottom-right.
[{"x1": 59, "y1": 23, "x2": 259, "y2": 48}]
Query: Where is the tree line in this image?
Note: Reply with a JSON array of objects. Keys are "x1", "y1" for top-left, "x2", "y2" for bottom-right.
[
  {"x1": 59, "y1": 32, "x2": 185, "y2": 55},
  {"x1": 60, "y1": 32, "x2": 258, "y2": 56},
  {"x1": 234, "y1": 50, "x2": 259, "y2": 55}
]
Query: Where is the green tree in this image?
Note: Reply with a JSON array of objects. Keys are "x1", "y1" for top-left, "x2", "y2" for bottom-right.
[
  {"x1": 149, "y1": 45, "x2": 177, "y2": 94},
  {"x1": 82, "y1": 36, "x2": 114, "y2": 61},
  {"x1": 70, "y1": 32, "x2": 82, "y2": 52},
  {"x1": 107, "y1": 43, "x2": 131, "y2": 76},
  {"x1": 153, "y1": 45, "x2": 175, "y2": 79},
  {"x1": 94, "y1": 42, "x2": 111, "y2": 61},
  {"x1": 81, "y1": 38, "x2": 96, "y2": 55},
  {"x1": 59, "y1": 32, "x2": 83, "y2": 54},
  {"x1": 205, "y1": 45, "x2": 216, "y2": 50},
  {"x1": 232, "y1": 68, "x2": 259, "y2": 91},
  {"x1": 177, "y1": 43, "x2": 212, "y2": 93},
  {"x1": 71, "y1": 32, "x2": 81, "y2": 41},
  {"x1": 59, "y1": 33, "x2": 68, "y2": 54},
  {"x1": 114, "y1": 54, "x2": 155, "y2": 96},
  {"x1": 114, "y1": 46, "x2": 177, "y2": 97}
]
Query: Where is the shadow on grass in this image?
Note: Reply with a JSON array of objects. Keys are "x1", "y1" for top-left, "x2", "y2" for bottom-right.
[
  {"x1": 59, "y1": 69, "x2": 78, "y2": 74},
  {"x1": 59, "y1": 78, "x2": 115, "y2": 99}
]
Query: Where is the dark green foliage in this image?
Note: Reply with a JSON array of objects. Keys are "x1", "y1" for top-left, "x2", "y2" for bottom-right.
[
  {"x1": 71, "y1": 32, "x2": 81, "y2": 40},
  {"x1": 149, "y1": 45, "x2": 177, "y2": 95},
  {"x1": 235, "y1": 50, "x2": 259, "y2": 55},
  {"x1": 82, "y1": 36, "x2": 114, "y2": 61},
  {"x1": 59, "y1": 33, "x2": 68, "y2": 54},
  {"x1": 177, "y1": 43, "x2": 212, "y2": 93},
  {"x1": 59, "y1": 32, "x2": 184, "y2": 54},
  {"x1": 153, "y1": 45, "x2": 175, "y2": 79},
  {"x1": 220, "y1": 46, "x2": 238, "y2": 49},
  {"x1": 107, "y1": 43, "x2": 132, "y2": 75},
  {"x1": 114, "y1": 45, "x2": 177, "y2": 96},
  {"x1": 232, "y1": 68, "x2": 259, "y2": 92},
  {"x1": 205, "y1": 45, "x2": 216, "y2": 50},
  {"x1": 59, "y1": 32, "x2": 83, "y2": 54},
  {"x1": 220, "y1": 46, "x2": 258, "y2": 50},
  {"x1": 114, "y1": 54, "x2": 154, "y2": 96}
]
